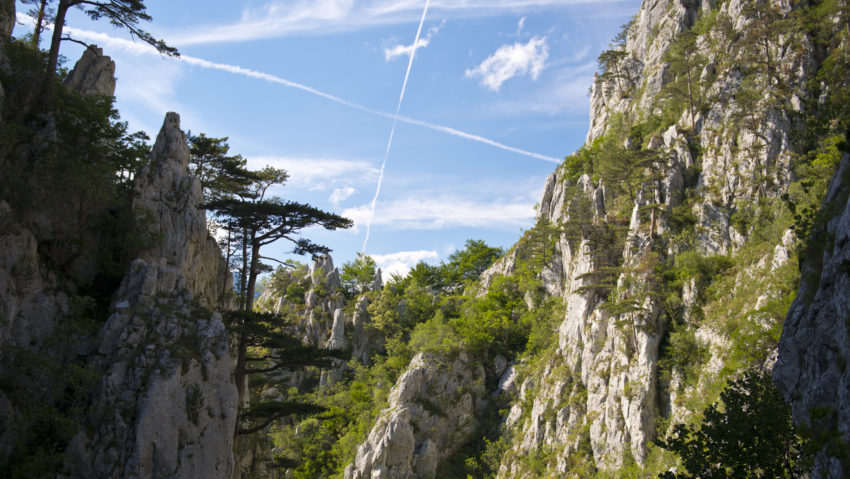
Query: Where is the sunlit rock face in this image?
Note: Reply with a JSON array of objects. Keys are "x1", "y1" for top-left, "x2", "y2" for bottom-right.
[
  {"x1": 62, "y1": 113, "x2": 238, "y2": 479},
  {"x1": 345, "y1": 352, "x2": 487, "y2": 479},
  {"x1": 64, "y1": 45, "x2": 116, "y2": 97}
]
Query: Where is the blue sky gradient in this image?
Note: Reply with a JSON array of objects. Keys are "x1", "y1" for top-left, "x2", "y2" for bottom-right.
[{"x1": 14, "y1": 0, "x2": 640, "y2": 276}]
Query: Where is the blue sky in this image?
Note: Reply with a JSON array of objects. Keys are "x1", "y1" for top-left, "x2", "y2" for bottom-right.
[{"x1": 15, "y1": 0, "x2": 639, "y2": 276}]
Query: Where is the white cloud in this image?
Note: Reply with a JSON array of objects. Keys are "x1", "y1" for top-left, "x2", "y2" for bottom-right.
[
  {"x1": 370, "y1": 250, "x2": 439, "y2": 277},
  {"x1": 465, "y1": 36, "x2": 549, "y2": 91},
  {"x1": 384, "y1": 20, "x2": 444, "y2": 61},
  {"x1": 342, "y1": 195, "x2": 535, "y2": 232},
  {"x1": 250, "y1": 156, "x2": 378, "y2": 189},
  {"x1": 330, "y1": 186, "x2": 357, "y2": 205}
]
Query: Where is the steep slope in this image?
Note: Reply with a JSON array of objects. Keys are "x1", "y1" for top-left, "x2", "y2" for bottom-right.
[{"x1": 343, "y1": 0, "x2": 849, "y2": 477}]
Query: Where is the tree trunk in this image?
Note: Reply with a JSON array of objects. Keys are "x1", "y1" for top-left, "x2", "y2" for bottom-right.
[
  {"x1": 31, "y1": 0, "x2": 48, "y2": 47},
  {"x1": 240, "y1": 225, "x2": 248, "y2": 310},
  {"x1": 685, "y1": 52, "x2": 696, "y2": 133},
  {"x1": 45, "y1": 0, "x2": 68, "y2": 79},
  {"x1": 245, "y1": 237, "x2": 260, "y2": 313}
]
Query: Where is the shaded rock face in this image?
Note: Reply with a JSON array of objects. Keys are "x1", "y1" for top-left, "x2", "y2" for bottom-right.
[
  {"x1": 64, "y1": 45, "x2": 116, "y2": 97},
  {"x1": 0, "y1": 201, "x2": 71, "y2": 353},
  {"x1": 774, "y1": 155, "x2": 850, "y2": 478},
  {"x1": 0, "y1": 0, "x2": 13, "y2": 118},
  {"x1": 257, "y1": 254, "x2": 383, "y2": 366},
  {"x1": 62, "y1": 113, "x2": 237, "y2": 479},
  {"x1": 345, "y1": 352, "x2": 487, "y2": 479},
  {"x1": 0, "y1": 0, "x2": 12, "y2": 50}
]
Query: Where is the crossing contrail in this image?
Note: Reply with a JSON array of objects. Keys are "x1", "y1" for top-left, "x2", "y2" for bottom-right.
[
  {"x1": 362, "y1": 0, "x2": 432, "y2": 253},
  {"x1": 62, "y1": 22, "x2": 561, "y2": 164}
]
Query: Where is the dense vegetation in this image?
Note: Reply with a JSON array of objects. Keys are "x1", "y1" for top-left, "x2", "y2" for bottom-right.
[{"x1": 0, "y1": 33, "x2": 155, "y2": 477}]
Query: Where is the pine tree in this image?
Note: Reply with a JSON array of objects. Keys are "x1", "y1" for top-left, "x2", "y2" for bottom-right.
[
  {"x1": 41, "y1": 0, "x2": 177, "y2": 89},
  {"x1": 203, "y1": 165, "x2": 353, "y2": 425},
  {"x1": 21, "y1": 0, "x2": 52, "y2": 47},
  {"x1": 662, "y1": 30, "x2": 706, "y2": 133}
]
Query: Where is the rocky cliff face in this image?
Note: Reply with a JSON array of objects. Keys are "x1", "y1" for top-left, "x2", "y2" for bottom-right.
[
  {"x1": 61, "y1": 113, "x2": 237, "y2": 478},
  {"x1": 0, "y1": 26, "x2": 239, "y2": 475},
  {"x1": 343, "y1": 0, "x2": 842, "y2": 476},
  {"x1": 64, "y1": 45, "x2": 116, "y2": 97},
  {"x1": 774, "y1": 154, "x2": 850, "y2": 478},
  {"x1": 256, "y1": 254, "x2": 383, "y2": 367},
  {"x1": 498, "y1": 0, "x2": 811, "y2": 473},
  {"x1": 346, "y1": 352, "x2": 487, "y2": 479}
]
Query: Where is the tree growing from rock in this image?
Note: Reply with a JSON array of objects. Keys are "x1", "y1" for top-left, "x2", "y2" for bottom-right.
[
  {"x1": 340, "y1": 252, "x2": 379, "y2": 298},
  {"x1": 202, "y1": 162, "x2": 352, "y2": 438},
  {"x1": 662, "y1": 29, "x2": 706, "y2": 133},
  {"x1": 41, "y1": 0, "x2": 177, "y2": 84}
]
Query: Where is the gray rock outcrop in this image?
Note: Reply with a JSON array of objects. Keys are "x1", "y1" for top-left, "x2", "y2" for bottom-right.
[
  {"x1": 774, "y1": 154, "x2": 850, "y2": 478},
  {"x1": 345, "y1": 352, "x2": 486, "y2": 479},
  {"x1": 62, "y1": 113, "x2": 238, "y2": 479},
  {"x1": 64, "y1": 45, "x2": 117, "y2": 97}
]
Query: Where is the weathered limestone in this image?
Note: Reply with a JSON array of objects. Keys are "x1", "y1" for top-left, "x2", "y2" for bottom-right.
[
  {"x1": 62, "y1": 113, "x2": 237, "y2": 479},
  {"x1": 64, "y1": 45, "x2": 117, "y2": 97},
  {"x1": 345, "y1": 352, "x2": 486, "y2": 479}
]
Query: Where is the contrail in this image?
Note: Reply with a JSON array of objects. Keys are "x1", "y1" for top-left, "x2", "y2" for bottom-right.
[
  {"x1": 362, "y1": 0, "x2": 431, "y2": 253},
  {"x1": 60, "y1": 22, "x2": 562, "y2": 164}
]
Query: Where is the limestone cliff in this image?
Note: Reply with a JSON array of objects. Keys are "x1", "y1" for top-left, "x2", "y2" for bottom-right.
[
  {"x1": 343, "y1": 0, "x2": 847, "y2": 477},
  {"x1": 346, "y1": 353, "x2": 487, "y2": 479},
  {"x1": 64, "y1": 45, "x2": 116, "y2": 97},
  {"x1": 0, "y1": 26, "x2": 238, "y2": 477},
  {"x1": 62, "y1": 113, "x2": 237, "y2": 478}
]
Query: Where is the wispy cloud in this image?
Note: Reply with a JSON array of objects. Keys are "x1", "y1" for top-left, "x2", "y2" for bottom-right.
[
  {"x1": 370, "y1": 249, "x2": 439, "y2": 277},
  {"x1": 491, "y1": 61, "x2": 595, "y2": 115},
  {"x1": 384, "y1": 20, "x2": 444, "y2": 61},
  {"x1": 343, "y1": 196, "x2": 535, "y2": 231},
  {"x1": 330, "y1": 186, "x2": 357, "y2": 205},
  {"x1": 516, "y1": 16, "x2": 527, "y2": 36},
  {"x1": 168, "y1": 0, "x2": 622, "y2": 45},
  {"x1": 250, "y1": 156, "x2": 378, "y2": 188},
  {"x1": 466, "y1": 36, "x2": 549, "y2": 91}
]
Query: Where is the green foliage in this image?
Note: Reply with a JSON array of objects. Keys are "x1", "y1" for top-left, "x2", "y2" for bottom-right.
[
  {"x1": 408, "y1": 312, "x2": 464, "y2": 357},
  {"x1": 441, "y1": 239, "x2": 505, "y2": 291},
  {"x1": 657, "y1": 371, "x2": 811, "y2": 478},
  {"x1": 188, "y1": 132, "x2": 255, "y2": 201},
  {"x1": 452, "y1": 275, "x2": 527, "y2": 356},
  {"x1": 658, "y1": 323, "x2": 708, "y2": 384},
  {"x1": 369, "y1": 281, "x2": 436, "y2": 340},
  {"x1": 0, "y1": 344, "x2": 99, "y2": 478},
  {"x1": 661, "y1": 29, "x2": 706, "y2": 132},
  {"x1": 340, "y1": 252, "x2": 378, "y2": 298},
  {"x1": 463, "y1": 436, "x2": 508, "y2": 479}
]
